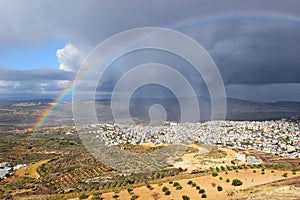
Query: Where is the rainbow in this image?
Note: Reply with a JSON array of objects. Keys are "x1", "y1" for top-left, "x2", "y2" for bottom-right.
[{"x1": 33, "y1": 10, "x2": 300, "y2": 132}]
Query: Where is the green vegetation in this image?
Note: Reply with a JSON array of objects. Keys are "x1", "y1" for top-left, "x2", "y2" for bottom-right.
[
  {"x1": 162, "y1": 186, "x2": 168, "y2": 192},
  {"x1": 131, "y1": 194, "x2": 139, "y2": 200},
  {"x1": 79, "y1": 193, "x2": 89, "y2": 199},
  {"x1": 201, "y1": 193, "x2": 207, "y2": 198},
  {"x1": 232, "y1": 179, "x2": 243, "y2": 186},
  {"x1": 199, "y1": 189, "x2": 205, "y2": 193},
  {"x1": 217, "y1": 185, "x2": 223, "y2": 191},
  {"x1": 182, "y1": 195, "x2": 190, "y2": 200},
  {"x1": 212, "y1": 171, "x2": 218, "y2": 177},
  {"x1": 282, "y1": 172, "x2": 288, "y2": 177}
]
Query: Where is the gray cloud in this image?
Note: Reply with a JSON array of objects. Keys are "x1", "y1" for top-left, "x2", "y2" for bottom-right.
[{"x1": 0, "y1": 0, "x2": 300, "y2": 101}]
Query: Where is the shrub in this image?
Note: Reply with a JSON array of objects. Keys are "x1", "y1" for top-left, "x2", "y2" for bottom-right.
[
  {"x1": 192, "y1": 182, "x2": 196, "y2": 187},
  {"x1": 232, "y1": 179, "x2": 243, "y2": 186},
  {"x1": 217, "y1": 185, "x2": 223, "y2": 191},
  {"x1": 282, "y1": 173, "x2": 288, "y2": 178},
  {"x1": 216, "y1": 167, "x2": 220, "y2": 172},
  {"x1": 79, "y1": 194, "x2": 89, "y2": 199},
  {"x1": 112, "y1": 194, "x2": 119, "y2": 199},
  {"x1": 127, "y1": 188, "x2": 133, "y2": 194},
  {"x1": 169, "y1": 181, "x2": 173, "y2": 184},
  {"x1": 131, "y1": 195, "x2": 139, "y2": 200},
  {"x1": 253, "y1": 170, "x2": 256, "y2": 173},
  {"x1": 219, "y1": 177, "x2": 223, "y2": 180},
  {"x1": 173, "y1": 182, "x2": 180, "y2": 187},
  {"x1": 176, "y1": 185, "x2": 183, "y2": 190},
  {"x1": 261, "y1": 172, "x2": 265, "y2": 175},
  {"x1": 182, "y1": 195, "x2": 190, "y2": 200},
  {"x1": 201, "y1": 193, "x2": 207, "y2": 198},
  {"x1": 199, "y1": 189, "x2": 205, "y2": 193},
  {"x1": 187, "y1": 180, "x2": 193, "y2": 185},
  {"x1": 212, "y1": 172, "x2": 218, "y2": 177},
  {"x1": 196, "y1": 186, "x2": 200, "y2": 190},
  {"x1": 211, "y1": 182, "x2": 216, "y2": 187},
  {"x1": 162, "y1": 186, "x2": 168, "y2": 192},
  {"x1": 165, "y1": 190, "x2": 171, "y2": 195},
  {"x1": 271, "y1": 170, "x2": 275, "y2": 173},
  {"x1": 226, "y1": 178, "x2": 230, "y2": 183},
  {"x1": 220, "y1": 166, "x2": 226, "y2": 171}
]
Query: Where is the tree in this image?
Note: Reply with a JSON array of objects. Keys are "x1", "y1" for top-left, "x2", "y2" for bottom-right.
[
  {"x1": 226, "y1": 178, "x2": 230, "y2": 183},
  {"x1": 127, "y1": 188, "x2": 133, "y2": 194},
  {"x1": 162, "y1": 186, "x2": 168, "y2": 192},
  {"x1": 79, "y1": 194, "x2": 89, "y2": 199},
  {"x1": 131, "y1": 194, "x2": 139, "y2": 200},
  {"x1": 212, "y1": 172, "x2": 218, "y2": 177},
  {"x1": 182, "y1": 195, "x2": 190, "y2": 200},
  {"x1": 220, "y1": 166, "x2": 226, "y2": 171},
  {"x1": 201, "y1": 193, "x2": 207, "y2": 198},
  {"x1": 217, "y1": 185, "x2": 223, "y2": 191},
  {"x1": 282, "y1": 173, "x2": 288, "y2": 178},
  {"x1": 165, "y1": 190, "x2": 171, "y2": 195},
  {"x1": 199, "y1": 189, "x2": 205, "y2": 193},
  {"x1": 232, "y1": 179, "x2": 243, "y2": 186}
]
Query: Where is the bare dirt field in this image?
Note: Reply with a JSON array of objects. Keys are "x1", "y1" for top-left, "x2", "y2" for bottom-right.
[{"x1": 98, "y1": 169, "x2": 299, "y2": 200}]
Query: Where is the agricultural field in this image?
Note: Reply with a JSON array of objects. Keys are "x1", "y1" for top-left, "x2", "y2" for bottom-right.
[{"x1": 0, "y1": 127, "x2": 299, "y2": 200}]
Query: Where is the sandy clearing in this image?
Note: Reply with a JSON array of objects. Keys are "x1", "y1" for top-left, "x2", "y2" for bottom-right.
[{"x1": 100, "y1": 169, "x2": 298, "y2": 200}]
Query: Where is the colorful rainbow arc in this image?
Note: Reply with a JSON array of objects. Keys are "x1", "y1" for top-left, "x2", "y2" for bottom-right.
[{"x1": 33, "y1": 11, "x2": 300, "y2": 132}]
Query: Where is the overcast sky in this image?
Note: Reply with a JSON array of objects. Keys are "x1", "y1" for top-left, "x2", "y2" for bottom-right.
[{"x1": 0, "y1": 0, "x2": 300, "y2": 102}]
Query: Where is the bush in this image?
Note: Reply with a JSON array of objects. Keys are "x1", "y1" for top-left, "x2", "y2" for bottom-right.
[
  {"x1": 182, "y1": 195, "x2": 190, "y2": 200},
  {"x1": 187, "y1": 180, "x2": 193, "y2": 185},
  {"x1": 192, "y1": 182, "x2": 196, "y2": 187},
  {"x1": 219, "y1": 177, "x2": 223, "y2": 180},
  {"x1": 165, "y1": 190, "x2": 171, "y2": 195},
  {"x1": 232, "y1": 179, "x2": 243, "y2": 186},
  {"x1": 173, "y1": 182, "x2": 180, "y2": 187},
  {"x1": 162, "y1": 186, "x2": 168, "y2": 192},
  {"x1": 169, "y1": 181, "x2": 173, "y2": 184},
  {"x1": 226, "y1": 178, "x2": 230, "y2": 183},
  {"x1": 127, "y1": 188, "x2": 133, "y2": 193},
  {"x1": 112, "y1": 194, "x2": 119, "y2": 199},
  {"x1": 261, "y1": 171, "x2": 265, "y2": 175},
  {"x1": 199, "y1": 189, "x2": 205, "y2": 193},
  {"x1": 79, "y1": 194, "x2": 89, "y2": 199},
  {"x1": 196, "y1": 186, "x2": 200, "y2": 190},
  {"x1": 220, "y1": 166, "x2": 226, "y2": 171},
  {"x1": 253, "y1": 170, "x2": 256, "y2": 173},
  {"x1": 282, "y1": 173, "x2": 288, "y2": 178},
  {"x1": 217, "y1": 185, "x2": 223, "y2": 191},
  {"x1": 131, "y1": 195, "x2": 139, "y2": 200},
  {"x1": 176, "y1": 185, "x2": 183, "y2": 190},
  {"x1": 201, "y1": 193, "x2": 207, "y2": 198},
  {"x1": 212, "y1": 172, "x2": 218, "y2": 177}
]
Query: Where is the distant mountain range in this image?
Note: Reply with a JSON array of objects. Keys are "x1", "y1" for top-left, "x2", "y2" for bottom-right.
[{"x1": 1, "y1": 97, "x2": 300, "y2": 130}]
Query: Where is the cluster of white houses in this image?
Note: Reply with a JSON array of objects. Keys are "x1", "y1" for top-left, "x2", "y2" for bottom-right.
[
  {"x1": 0, "y1": 162, "x2": 26, "y2": 179},
  {"x1": 86, "y1": 119, "x2": 299, "y2": 159}
]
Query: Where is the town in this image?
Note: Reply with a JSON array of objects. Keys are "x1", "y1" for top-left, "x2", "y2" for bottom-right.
[{"x1": 85, "y1": 119, "x2": 300, "y2": 159}]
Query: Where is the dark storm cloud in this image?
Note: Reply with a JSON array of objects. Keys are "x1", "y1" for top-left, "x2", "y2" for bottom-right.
[{"x1": 0, "y1": 0, "x2": 300, "y2": 100}]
